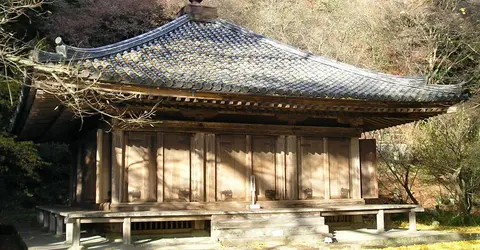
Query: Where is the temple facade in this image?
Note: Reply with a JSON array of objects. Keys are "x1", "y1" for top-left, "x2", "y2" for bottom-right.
[{"x1": 12, "y1": 1, "x2": 467, "y2": 248}]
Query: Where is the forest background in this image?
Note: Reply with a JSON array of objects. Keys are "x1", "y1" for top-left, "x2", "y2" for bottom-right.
[{"x1": 0, "y1": 0, "x2": 479, "y2": 224}]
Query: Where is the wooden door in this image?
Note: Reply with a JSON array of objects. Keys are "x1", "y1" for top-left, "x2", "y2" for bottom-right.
[
  {"x1": 299, "y1": 137, "x2": 326, "y2": 200},
  {"x1": 216, "y1": 135, "x2": 248, "y2": 201},
  {"x1": 360, "y1": 139, "x2": 378, "y2": 198},
  {"x1": 163, "y1": 133, "x2": 191, "y2": 202},
  {"x1": 252, "y1": 136, "x2": 276, "y2": 201},
  {"x1": 126, "y1": 133, "x2": 156, "y2": 202},
  {"x1": 329, "y1": 138, "x2": 350, "y2": 199}
]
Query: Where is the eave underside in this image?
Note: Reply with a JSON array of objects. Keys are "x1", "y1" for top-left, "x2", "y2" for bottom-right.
[{"x1": 15, "y1": 83, "x2": 454, "y2": 142}]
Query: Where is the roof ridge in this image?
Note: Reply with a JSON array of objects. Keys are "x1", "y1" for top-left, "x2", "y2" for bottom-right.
[{"x1": 36, "y1": 15, "x2": 192, "y2": 62}]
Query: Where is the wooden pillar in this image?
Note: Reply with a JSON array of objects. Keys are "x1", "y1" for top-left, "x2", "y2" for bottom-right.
[
  {"x1": 156, "y1": 133, "x2": 164, "y2": 202},
  {"x1": 111, "y1": 130, "x2": 124, "y2": 204},
  {"x1": 377, "y1": 209, "x2": 385, "y2": 233},
  {"x1": 37, "y1": 210, "x2": 44, "y2": 224},
  {"x1": 275, "y1": 136, "x2": 286, "y2": 200},
  {"x1": 409, "y1": 209, "x2": 417, "y2": 231},
  {"x1": 49, "y1": 213, "x2": 56, "y2": 232},
  {"x1": 96, "y1": 130, "x2": 104, "y2": 204},
  {"x1": 285, "y1": 136, "x2": 298, "y2": 200},
  {"x1": 66, "y1": 222, "x2": 73, "y2": 243},
  {"x1": 191, "y1": 133, "x2": 205, "y2": 202},
  {"x1": 350, "y1": 138, "x2": 361, "y2": 199},
  {"x1": 205, "y1": 134, "x2": 216, "y2": 202},
  {"x1": 55, "y1": 215, "x2": 64, "y2": 236},
  {"x1": 71, "y1": 219, "x2": 81, "y2": 248},
  {"x1": 123, "y1": 217, "x2": 132, "y2": 245},
  {"x1": 323, "y1": 138, "x2": 330, "y2": 199}
]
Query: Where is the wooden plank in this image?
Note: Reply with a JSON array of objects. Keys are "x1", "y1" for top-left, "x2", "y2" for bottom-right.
[
  {"x1": 285, "y1": 136, "x2": 298, "y2": 200},
  {"x1": 299, "y1": 137, "x2": 325, "y2": 200},
  {"x1": 205, "y1": 134, "x2": 216, "y2": 202},
  {"x1": 191, "y1": 133, "x2": 205, "y2": 202},
  {"x1": 96, "y1": 130, "x2": 111, "y2": 204},
  {"x1": 328, "y1": 138, "x2": 350, "y2": 199},
  {"x1": 350, "y1": 138, "x2": 361, "y2": 199},
  {"x1": 216, "y1": 135, "x2": 247, "y2": 201},
  {"x1": 81, "y1": 132, "x2": 97, "y2": 203},
  {"x1": 323, "y1": 138, "x2": 330, "y2": 199},
  {"x1": 133, "y1": 120, "x2": 362, "y2": 137},
  {"x1": 164, "y1": 133, "x2": 191, "y2": 202},
  {"x1": 126, "y1": 133, "x2": 156, "y2": 202},
  {"x1": 276, "y1": 136, "x2": 286, "y2": 200},
  {"x1": 360, "y1": 139, "x2": 379, "y2": 198},
  {"x1": 156, "y1": 133, "x2": 164, "y2": 202},
  {"x1": 121, "y1": 132, "x2": 128, "y2": 202},
  {"x1": 252, "y1": 136, "x2": 276, "y2": 201}
]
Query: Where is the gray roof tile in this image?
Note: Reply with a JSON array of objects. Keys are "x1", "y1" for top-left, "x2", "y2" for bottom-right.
[{"x1": 35, "y1": 14, "x2": 467, "y2": 103}]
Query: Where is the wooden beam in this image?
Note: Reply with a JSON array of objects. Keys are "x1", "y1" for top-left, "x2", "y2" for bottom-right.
[
  {"x1": 75, "y1": 144, "x2": 83, "y2": 204},
  {"x1": 92, "y1": 81, "x2": 456, "y2": 110},
  {"x1": 130, "y1": 120, "x2": 362, "y2": 137}
]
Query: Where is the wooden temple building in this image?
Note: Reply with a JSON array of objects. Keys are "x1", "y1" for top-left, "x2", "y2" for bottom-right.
[{"x1": 11, "y1": 1, "x2": 467, "y2": 248}]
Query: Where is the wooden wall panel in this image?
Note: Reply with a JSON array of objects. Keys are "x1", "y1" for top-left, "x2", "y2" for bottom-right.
[
  {"x1": 276, "y1": 136, "x2": 286, "y2": 200},
  {"x1": 299, "y1": 137, "x2": 326, "y2": 200},
  {"x1": 191, "y1": 133, "x2": 205, "y2": 202},
  {"x1": 285, "y1": 136, "x2": 298, "y2": 200},
  {"x1": 126, "y1": 133, "x2": 156, "y2": 202},
  {"x1": 205, "y1": 134, "x2": 216, "y2": 202},
  {"x1": 216, "y1": 135, "x2": 247, "y2": 201},
  {"x1": 252, "y1": 136, "x2": 276, "y2": 201},
  {"x1": 111, "y1": 130, "x2": 124, "y2": 204},
  {"x1": 329, "y1": 138, "x2": 350, "y2": 199},
  {"x1": 156, "y1": 133, "x2": 164, "y2": 202},
  {"x1": 349, "y1": 138, "x2": 361, "y2": 199},
  {"x1": 164, "y1": 133, "x2": 191, "y2": 202},
  {"x1": 360, "y1": 139, "x2": 378, "y2": 198}
]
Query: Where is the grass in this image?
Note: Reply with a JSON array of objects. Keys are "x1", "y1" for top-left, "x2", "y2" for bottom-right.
[
  {"x1": 395, "y1": 221, "x2": 480, "y2": 234},
  {"x1": 372, "y1": 240, "x2": 480, "y2": 250}
]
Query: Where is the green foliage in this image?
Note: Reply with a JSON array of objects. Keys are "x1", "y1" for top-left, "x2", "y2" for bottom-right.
[
  {"x1": 0, "y1": 134, "x2": 46, "y2": 210},
  {"x1": 415, "y1": 106, "x2": 480, "y2": 215}
]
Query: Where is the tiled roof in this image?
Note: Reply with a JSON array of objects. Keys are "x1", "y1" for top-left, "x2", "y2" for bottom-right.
[{"x1": 35, "y1": 15, "x2": 467, "y2": 103}]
